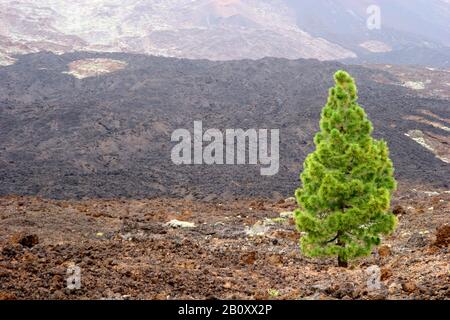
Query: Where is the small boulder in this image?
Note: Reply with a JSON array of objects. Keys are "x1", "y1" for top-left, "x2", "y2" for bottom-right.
[
  {"x1": 434, "y1": 224, "x2": 450, "y2": 247},
  {"x1": 378, "y1": 245, "x2": 391, "y2": 257},
  {"x1": 311, "y1": 281, "x2": 332, "y2": 293},
  {"x1": 380, "y1": 267, "x2": 393, "y2": 281},
  {"x1": 366, "y1": 288, "x2": 388, "y2": 300},
  {"x1": 392, "y1": 205, "x2": 406, "y2": 216},
  {"x1": 402, "y1": 281, "x2": 417, "y2": 293},
  {"x1": 1, "y1": 244, "x2": 22, "y2": 257},
  {"x1": 284, "y1": 197, "x2": 296, "y2": 204},
  {"x1": 0, "y1": 292, "x2": 16, "y2": 300},
  {"x1": 12, "y1": 233, "x2": 39, "y2": 248},
  {"x1": 406, "y1": 232, "x2": 428, "y2": 248},
  {"x1": 240, "y1": 251, "x2": 257, "y2": 265},
  {"x1": 388, "y1": 282, "x2": 402, "y2": 295}
]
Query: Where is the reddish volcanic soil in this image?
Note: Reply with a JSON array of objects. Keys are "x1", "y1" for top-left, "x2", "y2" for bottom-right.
[{"x1": 0, "y1": 187, "x2": 448, "y2": 300}]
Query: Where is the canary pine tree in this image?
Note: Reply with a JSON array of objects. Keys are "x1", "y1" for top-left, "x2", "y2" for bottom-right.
[{"x1": 294, "y1": 70, "x2": 397, "y2": 267}]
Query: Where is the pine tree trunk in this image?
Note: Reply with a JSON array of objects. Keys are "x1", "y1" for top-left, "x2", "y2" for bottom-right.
[
  {"x1": 337, "y1": 231, "x2": 348, "y2": 267},
  {"x1": 338, "y1": 255, "x2": 348, "y2": 267}
]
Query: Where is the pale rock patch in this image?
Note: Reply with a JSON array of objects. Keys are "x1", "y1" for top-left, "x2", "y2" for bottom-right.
[
  {"x1": 63, "y1": 58, "x2": 127, "y2": 79},
  {"x1": 359, "y1": 40, "x2": 392, "y2": 53},
  {"x1": 405, "y1": 130, "x2": 450, "y2": 163},
  {"x1": 279, "y1": 211, "x2": 294, "y2": 219},
  {"x1": 403, "y1": 81, "x2": 425, "y2": 90}
]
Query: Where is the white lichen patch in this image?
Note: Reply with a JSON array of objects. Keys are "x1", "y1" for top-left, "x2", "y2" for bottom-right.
[
  {"x1": 279, "y1": 211, "x2": 294, "y2": 219},
  {"x1": 423, "y1": 191, "x2": 440, "y2": 196},
  {"x1": 165, "y1": 219, "x2": 196, "y2": 229},
  {"x1": 403, "y1": 81, "x2": 425, "y2": 90},
  {"x1": 63, "y1": 58, "x2": 127, "y2": 79},
  {"x1": 405, "y1": 130, "x2": 450, "y2": 163},
  {"x1": 245, "y1": 220, "x2": 271, "y2": 237},
  {"x1": 405, "y1": 131, "x2": 433, "y2": 151}
]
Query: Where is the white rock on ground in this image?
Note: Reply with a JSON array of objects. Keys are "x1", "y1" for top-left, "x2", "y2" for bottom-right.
[
  {"x1": 166, "y1": 219, "x2": 196, "y2": 229},
  {"x1": 284, "y1": 197, "x2": 296, "y2": 204},
  {"x1": 245, "y1": 221, "x2": 271, "y2": 237},
  {"x1": 280, "y1": 211, "x2": 294, "y2": 219}
]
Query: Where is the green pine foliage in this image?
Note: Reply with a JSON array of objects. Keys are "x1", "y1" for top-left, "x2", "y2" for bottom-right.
[{"x1": 294, "y1": 70, "x2": 397, "y2": 267}]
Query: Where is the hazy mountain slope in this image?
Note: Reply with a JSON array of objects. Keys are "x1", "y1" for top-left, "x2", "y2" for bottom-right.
[
  {"x1": 1, "y1": 0, "x2": 448, "y2": 66},
  {"x1": 285, "y1": 0, "x2": 450, "y2": 49},
  {"x1": 0, "y1": 52, "x2": 448, "y2": 199},
  {"x1": 284, "y1": 0, "x2": 450, "y2": 67},
  {"x1": 0, "y1": 0, "x2": 355, "y2": 64}
]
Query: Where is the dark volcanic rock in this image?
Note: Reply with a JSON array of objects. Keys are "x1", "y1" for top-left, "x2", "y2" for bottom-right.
[
  {"x1": 15, "y1": 233, "x2": 39, "y2": 248},
  {"x1": 0, "y1": 52, "x2": 449, "y2": 200}
]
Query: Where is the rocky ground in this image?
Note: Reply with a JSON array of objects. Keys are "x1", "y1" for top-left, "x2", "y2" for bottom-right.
[{"x1": 0, "y1": 186, "x2": 448, "y2": 300}]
